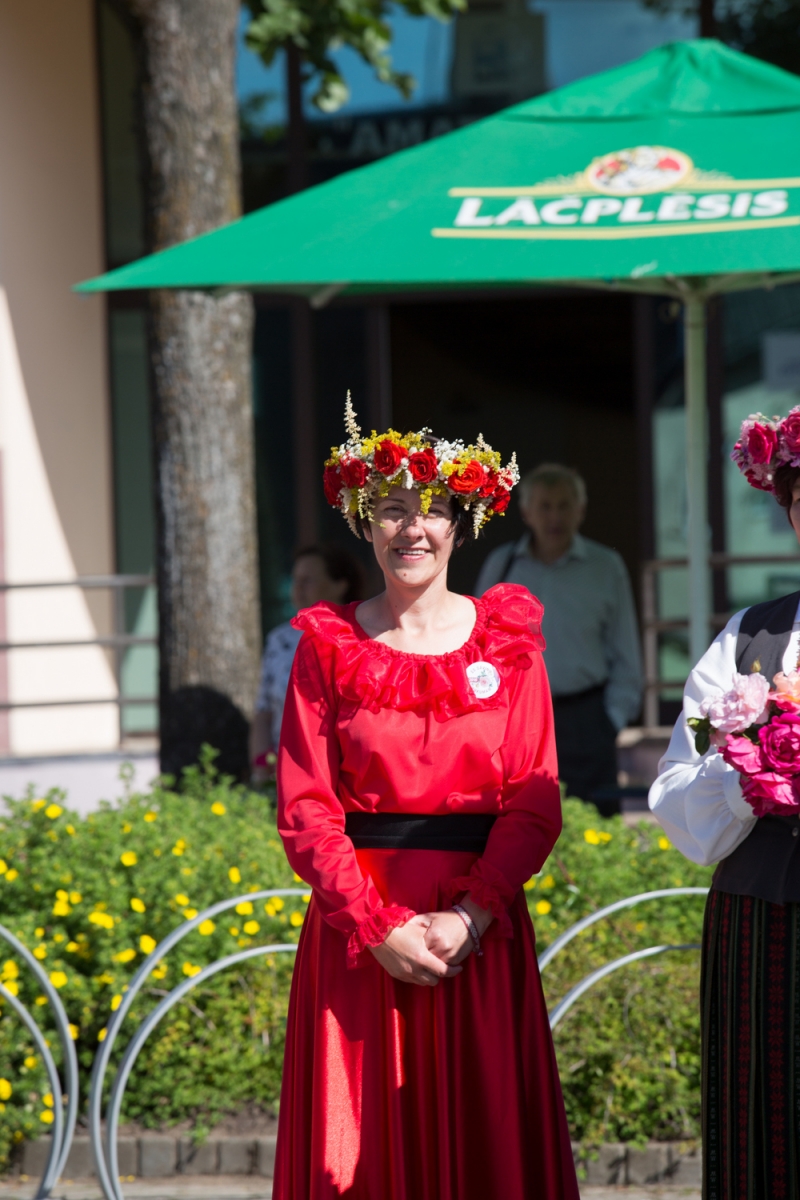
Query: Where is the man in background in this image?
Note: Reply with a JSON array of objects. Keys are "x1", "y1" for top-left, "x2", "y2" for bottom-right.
[{"x1": 476, "y1": 463, "x2": 642, "y2": 816}]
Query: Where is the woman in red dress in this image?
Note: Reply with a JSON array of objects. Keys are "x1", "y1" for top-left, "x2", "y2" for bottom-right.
[{"x1": 275, "y1": 400, "x2": 579, "y2": 1200}]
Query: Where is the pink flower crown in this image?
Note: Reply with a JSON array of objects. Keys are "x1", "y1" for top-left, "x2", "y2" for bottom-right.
[
  {"x1": 732, "y1": 407, "x2": 800, "y2": 493},
  {"x1": 323, "y1": 394, "x2": 520, "y2": 537}
]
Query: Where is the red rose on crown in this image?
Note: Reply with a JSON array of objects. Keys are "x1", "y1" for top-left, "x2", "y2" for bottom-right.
[
  {"x1": 489, "y1": 489, "x2": 511, "y2": 514},
  {"x1": 374, "y1": 441, "x2": 404, "y2": 476},
  {"x1": 747, "y1": 423, "x2": 778, "y2": 465},
  {"x1": 340, "y1": 457, "x2": 370, "y2": 489},
  {"x1": 448, "y1": 460, "x2": 484, "y2": 494},
  {"x1": 478, "y1": 470, "x2": 498, "y2": 498},
  {"x1": 782, "y1": 409, "x2": 800, "y2": 456},
  {"x1": 323, "y1": 464, "x2": 343, "y2": 506},
  {"x1": 408, "y1": 449, "x2": 438, "y2": 484}
]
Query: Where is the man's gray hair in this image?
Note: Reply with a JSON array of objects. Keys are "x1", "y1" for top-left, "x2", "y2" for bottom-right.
[{"x1": 519, "y1": 463, "x2": 587, "y2": 507}]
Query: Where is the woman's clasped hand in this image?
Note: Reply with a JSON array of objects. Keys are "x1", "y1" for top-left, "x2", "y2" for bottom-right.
[{"x1": 369, "y1": 900, "x2": 493, "y2": 986}]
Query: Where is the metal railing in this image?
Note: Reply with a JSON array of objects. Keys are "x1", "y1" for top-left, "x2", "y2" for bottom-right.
[
  {"x1": 539, "y1": 887, "x2": 709, "y2": 1029},
  {"x1": 1, "y1": 886, "x2": 710, "y2": 1197},
  {"x1": 0, "y1": 575, "x2": 157, "y2": 744},
  {"x1": 641, "y1": 554, "x2": 800, "y2": 726}
]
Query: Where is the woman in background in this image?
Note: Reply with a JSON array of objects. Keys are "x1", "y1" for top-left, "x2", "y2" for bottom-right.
[{"x1": 250, "y1": 544, "x2": 364, "y2": 781}]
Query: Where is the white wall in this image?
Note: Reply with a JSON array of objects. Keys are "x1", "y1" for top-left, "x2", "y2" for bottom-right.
[{"x1": 0, "y1": 0, "x2": 119, "y2": 754}]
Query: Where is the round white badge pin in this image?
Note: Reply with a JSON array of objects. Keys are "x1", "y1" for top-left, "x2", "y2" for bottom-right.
[{"x1": 466, "y1": 661, "x2": 501, "y2": 699}]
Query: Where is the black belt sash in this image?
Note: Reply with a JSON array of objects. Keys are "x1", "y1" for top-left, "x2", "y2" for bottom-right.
[{"x1": 345, "y1": 812, "x2": 496, "y2": 852}]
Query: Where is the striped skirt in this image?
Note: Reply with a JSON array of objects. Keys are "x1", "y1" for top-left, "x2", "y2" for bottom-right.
[{"x1": 702, "y1": 888, "x2": 800, "y2": 1199}]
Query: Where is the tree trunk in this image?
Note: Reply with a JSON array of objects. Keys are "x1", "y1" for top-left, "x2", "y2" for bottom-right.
[{"x1": 123, "y1": 0, "x2": 261, "y2": 780}]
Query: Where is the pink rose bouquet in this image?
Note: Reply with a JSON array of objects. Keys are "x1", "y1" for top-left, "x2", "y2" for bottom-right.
[{"x1": 689, "y1": 671, "x2": 800, "y2": 817}]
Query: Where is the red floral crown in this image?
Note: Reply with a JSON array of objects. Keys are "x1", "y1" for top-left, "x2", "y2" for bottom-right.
[
  {"x1": 732, "y1": 407, "x2": 800, "y2": 493},
  {"x1": 323, "y1": 394, "x2": 519, "y2": 537}
]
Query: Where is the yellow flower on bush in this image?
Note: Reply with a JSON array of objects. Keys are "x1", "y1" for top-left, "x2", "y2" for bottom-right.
[
  {"x1": 43, "y1": 1092, "x2": 54, "y2": 1108},
  {"x1": 243, "y1": 920, "x2": 259, "y2": 935},
  {"x1": 52, "y1": 900, "x2": 71, "y2": 917},
  {"x1": 122, "y1": 823, "x2": 132, "y2": 834},
  {"x1": 198, "y1": 920, "x2": 215, "y2": 936},
  {"x1": 40, "y1": 1110, "x2": 54, "y2": 1125},
  {"x1": 172, "y1": 839, "x2": 186, "y2": 856},
  {"x1": 139, "y1": 935, "x2": 157, "y2": 955},
  {"x1": 228, "y1": 867, "x2": 241, "y2": 885},
  {"x1": 540, "y1": 874, "x2": 555, "y2": 890},
  {"x1": 97, "y1": 1028, "x2": 107, "y2": 1042},
  {"x1": 211, "y1": 802, "x2": 226, "y2": 816},
  {"x1": 536, "y1": 900, "x2": 552, "y2": 915},
  {"x1": 49, "y1": 971, "x2": 67, "y2": 989},
  {"x1": 144, "y1": 811, "x2": 157, "y2": 823},
  {"x1": 69, "y1": 892, "x2": 82, "y2": 904},
  {"x1": 523, "y1": 879, "x2": 536, "y2": 891},
  {"x1": 264, "y1": 903, "x2": 276, "y2": 917},
  {"x1": 68, "y1": 1024, "x2": 79, "y2": 1040},
  {"x1": 33, "y1": 946, "x2": 46, "y2": 960},
  {"x1": 175, "y1": 894, "x2": 190, "y2": 907},
  {"x1": 66, "y1": 824, "x2": 75, "y2": 836},
  {"x1": 584, "y1": 829, "x2": 602, "y2": 845},
  {"x1": 24, "y1": 1056, "x2": 37, "y2": 1069},
  {"x1": 272, "y1": 897, "x2": 285, "y2": 912},
  {"x1": 35, "y1": 927, "x2": 44, "y2": 938},
  {"x1": 658, "y1": 836, "x2": 671, "y2": 851},
  {"x1": 151, "y1": 963, "x2": 167, "y2": 980},
  {"x1": 130, "y1": 898, "x2": 146, "y2": 913},
  {"x1": 45, "y1": 804, "x2": 62, "y2": 820},
  {"x1": 35, "y1": 996, "x2": 47, "y2": 1006},
  {"x1": 112, "y1": 948, "x2": 136, "y2": 964},
  {"x1": 292, "y1": 873, "x2": 304, "y2": 884},
  {"x1": 31, "y1": 799, "x2": 46, "y2": 811},
  {"x1": 302, "y1": 894, "x2": 311, "y2": 903},
  {"x1": 5, "y1": 869, "x2": 19, "y2": 882},
  {"x1": 0, "y1": 1080, "x2": 11, "y2": 1101},
  {"x1": 120, "y1": 851, "x2": 137, "y2": 867},
  {"x1": 0, "y1": 861, "x2": 7, "y2": 876},
  {"x1": 229, "y1": 926, "x2": 239, "y2": 936},
  {"x1": 2, "y1": 961, "x2": 19, "y2": 981},
  {"x1": 66, "y1": 942, "x2": 79, "y2": 952},
  {"x1": 236, "y1": 901, "x2": 253, "y2": 916},
  {"x1": 289, "y1": 912, "x2": 304, "y2": 928},
  {"x1": 111, "y1": 994, "x2": 122, "y2": 1012},
  {"x1": 89, "y1": 912, "x2": 115, "y2": 930},
  {"x1": 3, "y1": 980, "x2": 18, "y2": 996},
  {"x1": 182, "y1": 908, "x2": 198, "y2": 920},
  {"x1": 182, "y1": 962, "x2": 201, "y2": 978}
]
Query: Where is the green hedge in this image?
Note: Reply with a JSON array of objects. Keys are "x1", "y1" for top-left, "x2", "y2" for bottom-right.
[{"x1": 0, "y1": 755, "x2": 712, "y2": 1167}]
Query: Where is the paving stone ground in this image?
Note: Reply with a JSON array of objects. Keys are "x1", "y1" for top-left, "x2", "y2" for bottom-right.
[{"x1": 0, "y1": 1182, "x2": 701, "y2": 1200}]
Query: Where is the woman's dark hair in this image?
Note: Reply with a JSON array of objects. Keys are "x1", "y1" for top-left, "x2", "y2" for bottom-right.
[
  {"x1": 773, "y1": 463, "x2": 800, "y2": 517},
  {"x1": 293, "y1": 543, "x2": 365, "y2": 603}
]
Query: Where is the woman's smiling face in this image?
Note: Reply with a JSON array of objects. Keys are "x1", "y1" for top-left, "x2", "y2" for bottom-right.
[{"x1": 364, "y1": 486, "x2": 457, "y2": 588}]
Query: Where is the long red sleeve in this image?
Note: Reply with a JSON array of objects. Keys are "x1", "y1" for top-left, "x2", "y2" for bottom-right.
[
  {"x1": 277, "y1": 634, "x2": 413, "y2": 961},
  {"x1": 450, "y1": 651, "x2": 561, "y2": 930}
]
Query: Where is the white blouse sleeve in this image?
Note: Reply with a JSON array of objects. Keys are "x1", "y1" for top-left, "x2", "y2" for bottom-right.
[{"x1": 648, "y1": 609, "x2": 757, "y2": 867}]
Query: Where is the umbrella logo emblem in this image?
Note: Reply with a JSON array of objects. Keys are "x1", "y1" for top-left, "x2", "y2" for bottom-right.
[{"x1": 586, "y1": 146, "x2": 693, "y2": 195}]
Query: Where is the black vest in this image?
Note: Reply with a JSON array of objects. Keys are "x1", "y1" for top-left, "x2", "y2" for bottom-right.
[{"x1": 713, "y1": 590, "x2": 800, "y2": 904}]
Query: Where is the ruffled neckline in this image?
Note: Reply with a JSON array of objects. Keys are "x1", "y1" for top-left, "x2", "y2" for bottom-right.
[{"x1": 292, "y1": 584, "x2": 545, "y2": 721}]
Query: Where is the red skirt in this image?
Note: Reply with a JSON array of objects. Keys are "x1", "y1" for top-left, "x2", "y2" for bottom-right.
[{"x1": 273, "y1": 848, "x2": 579, "y2": 1200}]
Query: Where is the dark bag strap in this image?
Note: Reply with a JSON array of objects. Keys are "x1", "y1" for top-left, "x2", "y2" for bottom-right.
[{"x1": 497, "y1": 541, "x2": 519, "y2": 584}]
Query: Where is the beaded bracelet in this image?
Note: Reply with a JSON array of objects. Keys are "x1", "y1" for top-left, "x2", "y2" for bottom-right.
[{"x1": 452, "y1": 903, "x2": 483, "y2": 957}]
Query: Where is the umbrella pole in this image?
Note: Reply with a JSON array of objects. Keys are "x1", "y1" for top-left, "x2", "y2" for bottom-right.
[{"x1": 684, "y1": 295, "x2": 711, "y2": 667}]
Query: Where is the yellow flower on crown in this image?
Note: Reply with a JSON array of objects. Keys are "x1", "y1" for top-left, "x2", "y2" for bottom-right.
[{"x1": 322, "y1": 393, "x2": 519, "y2": 538}]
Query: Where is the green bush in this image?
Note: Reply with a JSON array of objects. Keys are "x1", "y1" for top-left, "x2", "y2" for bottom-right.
[
  {"x1": 0, "y1": 760, "x2": 712, "y2": 1167},
  {"x1": 0, "y1": 752, "x2": 300, "y2": 1167},
  {"x1": 533, "y1": 798, "x2": 713, "y2": 1148}
]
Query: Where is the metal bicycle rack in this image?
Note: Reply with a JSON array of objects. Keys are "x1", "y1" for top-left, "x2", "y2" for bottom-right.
[
  {"x1": 87, "y1": 889, "x2": 304, "y2": 1200},
  {"x1": 1, "y1": 884, "x2": 712, "y2": 1196},
  {"x1": 0, "y1": 924, "x2": 80, "y2": 1199},
  {"x1": 539, "y1": 887, "x2": 710, "y2": 1030}
]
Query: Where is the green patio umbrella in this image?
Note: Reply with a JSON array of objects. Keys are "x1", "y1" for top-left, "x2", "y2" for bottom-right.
[{"x1": 78, "y1": 39, "x2": 800, "y2": 666}]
